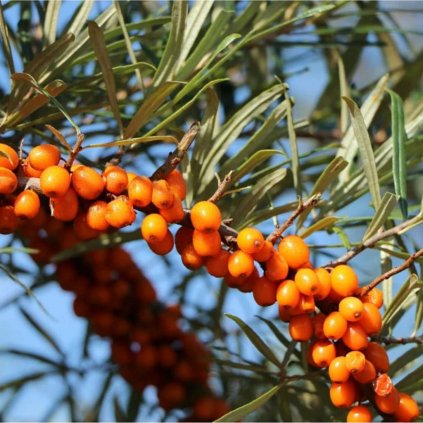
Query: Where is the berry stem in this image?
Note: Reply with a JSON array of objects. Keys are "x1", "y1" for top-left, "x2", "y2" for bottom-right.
[
  {"x1": 208, "y1": 171, "x2": 233, "y2": 203},
  {"x1": 65, "y1": 132, "x2": 85, "y2": 170},
  {"x1": 266, "y1": 194, "x2": 321, "y2": 244}
]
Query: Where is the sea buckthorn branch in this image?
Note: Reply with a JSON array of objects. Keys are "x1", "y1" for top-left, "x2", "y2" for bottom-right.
[
  {"x1": 327, "y1": 214, "x2": 423, "y2": 267},
  {"x1": 371, "y1": 335, "x2": 423, "y2": 345},
  {"x1": 266, "y1": 194, "x2": 321, "y2": 244},
  {"x1": 65, "y1": 132, "x2": 85, "y2": 170},
  {"x1": 359, "y1": 248, "x2": 423, "y2": 297},
  {"x1": 208, "y1": 171, "x2": 234, "y2": 203},
  {"x1": 150, "y1": 121, "x2": 200, "y2": 181}
]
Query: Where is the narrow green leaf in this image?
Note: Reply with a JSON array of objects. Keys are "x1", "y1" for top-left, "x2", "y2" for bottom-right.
[
  {"x1": 299, "y1": 217, "x2": 338, "y2": 239},
  {"x1": 84, "y1": 135, "x2": 178, "y2": 149},
  {"x1": 114, "y1": 396, "x2": 127, "y2": 422},
  {"x1": 382, "y1": 274, "x2": 423, "y2": 330},
  {"x1": 153, "y1": 1, "x2": 187, "y2": 86},
  {"x1": 232, "y1": 150, "x2": 286, "y2": 185},
  {"x1": 124, "y1": 81, "x2": 182, "y2": 139},
  {"x1": 285, "y1": 93, "x2": 301, "y2": 195},
  {"x1": 363, "y1": 192, "x2": 397, "y2": 241},
  {"x1": 215, "y1": 384, "x2": 282, "y2": 422},
  {"x1": 0, "y1": 1, "x2": 15, "y2": 74},
  {"x1": 0, "y1": 348, "x2": 61, "y2": 367},
  {"x1": 243, "y1": 202, "x2": 297, "y2": 228},
  {"x1": 45, "y1": 124, "x2": 72, "y2": 152},
  {"x1": 343, "y1": 96, "x2": 382, "y2": 209},
  {"x1": 234, "y1": 168, "x2": 288, "y2": 228},
  {"x1": 44, "y1": 0, "x2": 61, "y2": 45},
  {"x1": 396, "y1": 365, "x2": 423, "y2": 392},
  {"x1": 19, "y1": 307, "x2": 63, "y2": 356},
  {"x1": 126, "y1": 389, "x2": 142, "y2": 422},
  {"x1": 67, "y1": 0, "x2": 93, "y2": 37},
  {"x1": 91, "y1": 373, "x2": 114, "y2": 421},
  {"x1": 386, "y1": 89, "x2": 408, "y2": 218},
  {"x1": 225, "y1": 314, "x2": 281, "y2": 368},
  {"x1": 413, "y1": 290, "x2": 423, "y2": 336},
  {"x1": 177, "y1": 0, "x2": 214, "y2": 70},
  {"x1": 0, "y1": 371, "x2": 54, "y2": 392},
  {"x1": 88, "y1": 21, "x2": 123, "y2": 137},
  {"x1": 337, "y1": 54, "x2": 349, "y2": 133},
  {"x1": 215, "y1": 359, "x2": 272, "y2": 375},
  {"x1": 390, "y1": 346, "x2": 423, "y2": 377}
]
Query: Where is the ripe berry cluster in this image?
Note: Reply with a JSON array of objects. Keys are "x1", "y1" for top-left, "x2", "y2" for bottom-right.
[{"x1": 0, "y1": 141, "x2": 420, "y2": 421}]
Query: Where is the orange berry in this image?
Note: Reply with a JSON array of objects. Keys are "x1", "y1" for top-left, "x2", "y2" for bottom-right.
[
  {"x1": 276, "y1": 279, "x2": 300, "y2": 310},
  {"x1": 205, "y1": 249, "x2": 230, "y2": 277},
  {"x1": 313, "y1": 313, "x2": 327, "y2": 339},
  {"x1": 329, "y1": 380, "x2": 358, "y2": 408},
  {"x1": 363, "y1": 342, "x2": 389, "y2": 373},
  {"x1": 264, "y1": 251, "x2": 288, "y2": 281},
  {"x1": 28, "y1": 144, "x2": 60, "y2": 170},
  {"x1": 0, "y1": 143, "x2": 19, "y2": 170},
  {"x1": 0, "y1": 205, "x2": 18, "y2": 234},
  {"x1": 252, "y1": 276, "x2": 277, "y2": 306},
  {"x1": 278, "y1": 305, "x2": 292, "y2": 322},
  {"x1": 278, "y1": 235, "x2": 310, "y2": 269},
  {"x1": 86, "y1": 201, "x2": 110, "y2": 231},
  {"x1": 289, "y1": 314, "x2": 313, "y2": 341},
  {"x1": 148, "y1": 229, "x2": 174, "y2": 255},
  {"x1": 174, "y1": 226, "x2": 193, "y2": 254},
  {"x1": 314, "y1": 267, "x2": 332, "y2": 300},
  {"x1": 310, "y1": 339, "x2": 336, "y2": 368},
  {"x1": 141, "y1": 213, "x2": 168, "y2": 242},
  {"x1": 71, "y1": 165, "x2": 105, "y2": 200},
  {"x1": 352, "y1": 359, "x2": 376, "y2": 384},
  {"x1": 105, "y1": 197, "x2": 136, "y2": 228},
  {"x1": 181, "y1": 243, "x2": 203, "y2": 270},
  {"x1": 190, "y1": 201, "x2": 221, "y2": 233},
  {"x1": 394, "y1": 392, "x2": 419, "y2": 422},
  {"x1": 165, "y1": 169, "x2": 186, "y2": 200},
  {"x1": 328, "y1": 356, "x2": 350, "y2": 383},
  {"x1": 103, "y1": 165, "x2": 128, "y2": 195},
  {"x1": 14, "y1": 190, "x2": 40, "y2": 219},
  {"x1": 159, "y1": 195, "x2": 184, "y2": 223},
  {"x1": 251, "y1": 240, "x2": 274, "y2": 262},
  {"x1": 291, "y1": 293, "x2": 315, "y2": 315},
  {"x1": 23, "y1": 159, "x2": 42, "y2": 177},
  {"x1": 295, "y1": 268, "x2": 319, "y2": 296},
  {"x1": 73, "y1": 212, "x2": 100, "y2": 240},
  {"x1": 360, "y1": 287, "x2": 383, "y2": 308},
  {"x1": 347, "y1": 405, "x2": 372, "y2": 422},
  {"x1": 192, "y1": 229, "x2": 221, "y2": 256},
  {"x1": 40, "y1": 165, "x2": 71, "y2": 198},
  {"x1": 228, "y1": 250, "x2": 254, "y2": 279},
  {"x1": 342, "y1": 322, "x2": 368, "y2": 350},
  {"x1": 127, "y1": 172, "x2": 137, "y2": 184},
  {"x1": 238, "y1": 267, "x2": 259, "y2": 293},
  {"x1": 374, "y1": 373, "x2": 394, "y2": 397},
  {"x1": 51, "y1": 188, "x2": 79, "y2": 221},
  {"x1": 345, "y1": 351, "x2": 366, "y2": 373},
  {"x1": 358, "y1": 302, "x2": 382, "y2": 335},
  {"x1": 152, "y1": 179, "x2": 174, "y2": 209},
  {"x1": 339, "y1": 297, "x2": 364, "y2": 322},
  {"x1": 0, "y1": 167, "x2": 18, "y2": 194},
  {"x1": 331, "y1": 265, "x2": 359, "y2": 297},
  {"x1": 323, "y1": 311, "x2": 348, "y2": 341},
  {"x1": 237, "y1": 227, "x2": 265, "y2": 254},
  {"x1": 375, "y1": 387, "x2": 400, "y2": 414}
]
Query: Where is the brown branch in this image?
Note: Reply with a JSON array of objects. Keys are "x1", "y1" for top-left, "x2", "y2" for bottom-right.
[
  {"x1": 208, "y1": 171, "x2": 234, "y2": 203},
  {"x1": 266, "y1": 194, "x2": 321, "y2": 244},
  {"x1": 327, "y1": 214, "x2": 423, "y2": 267},
  {"x1": 371, "y1": 335, "x2": 423, "y2": 346},
  {"x1": 65, "y1": 132, "x2": 85, "y2": 170},
  {"x1": 359, "y1": 248, "x2": 423, "y2": 296},
  {"x1": 150, "y1": 121, "x2": 200, "y2": 180}
]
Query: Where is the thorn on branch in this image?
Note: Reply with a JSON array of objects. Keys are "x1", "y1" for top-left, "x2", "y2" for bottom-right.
[
  {"x1": 371, "y1": 335, "x2": 423, "y2": 345},
  {"x1": 151, "y1": 121, "x2": 200, "y2": 181},
  {"x1": 266, "y1": 194, "x2": 321, "y2": 244},
  {"x1": 208, "y1": 171, "x2": 234, "y2": 203}
]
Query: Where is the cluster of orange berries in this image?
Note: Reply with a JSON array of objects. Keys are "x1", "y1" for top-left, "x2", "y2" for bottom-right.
[
  {"x1": 17, "y1": 212, "x2": 228, "y2": 421},
  {"x1": 0, "y1": 140, "x2": 420, "y2": 421}
]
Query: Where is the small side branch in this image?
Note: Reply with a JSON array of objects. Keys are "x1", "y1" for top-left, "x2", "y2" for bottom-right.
[
  {"x1": 65, "y1": 132, "x2": 85, "y2": 170},
  {"x1": 151, "y1": 121, "x2": 200, "y2": 180},
  {"x1": 266, "y1": 194, "x2": 321, "y2": 244},
  {"x1": 359, "y1": 248, "x2": 423, "y2": 296},
  {"x1": 372, "y1": 335, "x2": 423, "y2": 345},
  {"x1": 328, "y1": 214, "x2": 423, "y2": 266},
  {"x1": 208, "y1": 171, "x2": 233, "y2": 203}
]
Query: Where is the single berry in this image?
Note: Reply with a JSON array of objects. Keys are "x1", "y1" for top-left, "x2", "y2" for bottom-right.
[
  {"x1": 289, "y1": 314, "x2": 313, "y2": 341},
  {"x1": 0, "y1": 143, "x2": 19, "y2": 170},
  {"x1": 103, "y1": 165, "x2": 128, "y2": 195},
  {"x1": 295, "y1": 268, "x2": 319, "y2": 296},
  {"x1": 228, "y1": 250, "x2": 254, "y2": 279},
  {"x1": 339, "y1": 296, "x2": 364, "y2": 322},
  {"x1": 192, "y1": 229, "x2": 221, "y2": 257},
  {"x1": 323, "y1": 311, "x2": 348, "y2": 341},
  {"x1": 51, "y1": 188, "x2": 79, "y2": 221},
  {"x1": 345, "y1": 351, "x2": 366, "y2": 373},
  {"x1": 329, "y1": 380, "x2": 358, "y2": 408},
  {"x1": 152, "y1": 179, "x2": 174, "y2": 210},
  {"x1": 71, "y1": 165, "x2": 105, "y2": 200},
  {"x1": 190, "y1": 201, "x2": 221, "y2": 233},
  {"x1": 205, "y1": 249, "x2": 230, "y2": 277},
  {"x1": 346, "y1": 405, "x2": 372, "y2": 423},
  {"x1": 14, "y1": 190, "x2": 40, "y2": 219},
  {"x1": 264, "y1": 251, "x2": 288, "y2": 282},
  {"x1": 0, "y1": 167, "x2": 18, "y2": 194},
  {"x1": 276, "y1": 279, "x2": 300, "y2": 310},
  {"x1": 328, "y1": 356, "x2": 350, "y2": 383},
  {"x1": 252, "y1": 276, "x2": 277, "y2": 306},
  {"x1": 331, "y1": 265, "x2": 359, "y2": 297},
  {"x1": 237, "y1": 227, "x2": 265, "y2": 254},
  {"x1": 40, "y1": 165, "x2": 71, "y2": 198},
  {"x1": 28, "y1": 144, "x2": 60, "y2": 170},
  {"x1": 105, "y1": 197, "x2": 136, "y2": 228},
  {"x1": 141, "y1": 213, "x2": 168, "y2": 242},
  {"x1": 278, "y1": 235, "x2": 310, "y2": 269}
]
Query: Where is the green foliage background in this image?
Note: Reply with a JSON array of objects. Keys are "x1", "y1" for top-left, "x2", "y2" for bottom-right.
[{"x1": 0, "y1": 0, "x2": 422, "y2": 421}]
